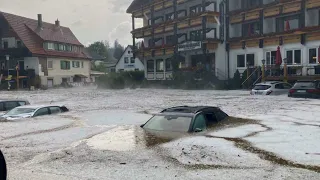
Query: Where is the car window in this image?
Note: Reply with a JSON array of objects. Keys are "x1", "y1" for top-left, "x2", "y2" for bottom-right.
[
  {"x1": 214, "y1": 109, "x2": 228, "y2": 121},
  {"x1": 4, "y1": 102, "x2": 18, "y2": 111},
  {"x1": 0, "y1": 103, "x2": 4, "y2": 111},
  {"x1": 283, "y1": 83, "x2": 292, "y2": 89},
  {"x1": 192, "y1": 114, "x2": 207, "y2": 131},
  {"x1": 143, "y1": 115, "x2": 192, "y2": 132},
  {"x1": 293, "y1": 82, "x2": 315, "y2": 88},
  {"x1": 50, "y1": 106, "x2": 61, "y2": 114},
  {"x1": 253, "y1": 85, "x2": 271, "y2": 90},
  {"x1": 275, "y1": 83, "x2": 284, "y2": 89},
  {"x1": 18, "y1": 101, "x2": 27, "y2": 106},
  {"x1": 33, "y1": 108, "x2": 49, "y2": 117}
]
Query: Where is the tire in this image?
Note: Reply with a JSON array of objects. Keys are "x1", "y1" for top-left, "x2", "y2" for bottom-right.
[{"x1": 0, "y1": 150, "x2": 7, "y2": 180}]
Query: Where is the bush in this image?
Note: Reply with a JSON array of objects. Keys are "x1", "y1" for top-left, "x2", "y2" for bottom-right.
[{"x1": 96, "y1": 71, "x2": 144, "y2": 89}]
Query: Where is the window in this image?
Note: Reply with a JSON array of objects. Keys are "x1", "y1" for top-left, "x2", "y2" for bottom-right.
[
  {"x1": 266, "y1": 51, "x2": 277, "y2": 65},
  {"x1": 286, "y1": 50, "x2": 301, "y2": 65},
  {"x1": 48, "y1": 60, "x2": 53, "y2": 69},
  {"x1": 206, "y1": 28, "x2": 217, "y2": 39},
  {"x1": 60, "y1": 61, "x2": 71, "y2": 70},
  {"x1": 242, "y1": 0, "x2": 261, "y2": 9},
  {"x1": 48, "y1": 43, "x2": 54, "y2": 50},
  {"x1": 3, "y1": 40, "x2": 8, "y2": 49},
  {"x1": 283, "y1": 83, "x2": 292, "y2": 89},
  {"x1": 81, "y1": 61, "x2": 84, "y2": 68},
  {"x1": 309, "y1": 48, "x2": 318, "y2": 64},
  {"x1": 135, "y1": 68, "x2": 139, "y2": 71},
  {"x1": 154, "y1": 16, "x2": 164, "y2": 24},
  {"x1": 205, "y1": 2, "x2": 216, "y2": 11},
  {"x1": 128, "y1": 51, "x2": 131, "y2": 54},
  {"x1": 237, "y1": 55, "x2": 245, "y2": 68},
  {"x1": 156, "y1": 59, "x2": 164, "y2": 72},
  {"x1": 192, "y1": 114, "x2": 207, "y2": 132},
  {"x1": 275, "y1": 83, "x2": 284, "y2": 89},
  {"x1": 190, "y1": 5, "x2": 203, "y2": 15},
  {"x1": 147, "y1": 60, "x2": 154, "y2": 72},
  {"x1": 58, "y1": 44, "x2": 65, "y2": 51},
  {"x1": 4, "y1": 102, "x2": 17, "y2": 111},
  {"x1": 166, "y1": 12, "x2": 175, "y2": 21},
  {"x1": 16, "y1": 40, "x2": 22, "y2": 48},
  {"x1": 165, "y1": 58, "x2": 172, "y2": 71},
  {"x1": 124, "y1": 57, "x2": 129, "y2": 64},
  {"x1": 177, "y1": 10, "x2": 187, "y2": 18},
  {"x1": 190, "y1": 30, "x2": 203, "y2": 41},
  {"x1": 130, "y1": 57, "x2": 135, "y2": 64},
  {"x1": 72, "y1": 61, "x2": 80, "y2": 68},
  {"x1": 34, "y1": 108, "x2": 49, "y2": 117},
  {"x1": 178, "y1": 34, "x2": 187, "y2": 43},
  {"x1": 243, "y1": 22, "x2": 260, "y2": 37},
  {"x1": 166, "y1": 35, "x2": 175, "y2": 45},
  {"x1": 49, "y1": 106, "x2": 61, "y2": 114},
  {"x1": 0, "y1": 102, "x2": 4, "y2": 111},
  {"x1": 18, "y1": 101, "x2": 27, "y2": 106},
  {"x1": 66, "y1": 45, "x2": 72, "y2": 51},
  {"x1": 276, "y1": 15, "x2": 300, "y2": 32}
]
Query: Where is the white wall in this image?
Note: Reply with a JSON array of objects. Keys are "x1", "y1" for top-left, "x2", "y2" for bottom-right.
[
  {"x1": 24, "y1": 57, "x2": 40, "y2": 75},
  {"x1": 115, "y1": 46, "x2": 144, "y2": 72},
  {"x1": 1, "y1": 37, "x2": 16, "y2": 48}
]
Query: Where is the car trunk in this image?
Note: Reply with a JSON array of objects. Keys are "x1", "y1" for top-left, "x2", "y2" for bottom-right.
[{"x1": 290, "y1": 82, "x2": 320, "y2": 98}]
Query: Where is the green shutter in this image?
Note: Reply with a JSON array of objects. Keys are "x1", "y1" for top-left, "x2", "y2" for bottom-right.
[
  {"x1": 67, "y1": 61, "x2": 70, "y2": 69},
  {"x1": 72, "y1": 61, "x2": 75, "y2": 68},
  {"x1": 60, "y1": 61, "x2": 63, "y2": 69}
]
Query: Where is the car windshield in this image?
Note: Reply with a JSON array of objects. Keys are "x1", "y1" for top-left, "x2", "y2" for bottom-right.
[
  {"x1": 293, "y1": 82, "x2": 315, "y2": 88},
  {"x1": 253, "y1": 85, "x2": 271, "y2": 90},
  {"x1": 5, "y1": 108, "x2": 36, "y2": 116},
  {"x1": 143, "y1": 115, "x2": 192, "y2": 132}
]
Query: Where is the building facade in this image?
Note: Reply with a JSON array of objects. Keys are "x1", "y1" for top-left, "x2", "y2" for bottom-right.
[
  {"x1": 128, "y1": 0, "x2": 320, "y2": 82},
  {"x1": 127, "y1": 0, "x2": 228, "y2": 80},
  {"x1": 0, "y1": 12, "x2": 91, "y2": 88},
  {"x1": 115, "y1": 45, "x2": 144, "y2": 72},
  {"x1": 227, "y1": 0, "x2": 320, "y2": 81}
]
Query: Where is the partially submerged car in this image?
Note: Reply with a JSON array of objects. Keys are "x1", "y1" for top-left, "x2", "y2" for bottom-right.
[
  {"x1": 141, "y1": 106, "x2": 229, "y2": 133},
  {"x1": 0, "y1": 100, "x2": 30, "y2": 116},
  {"x1": 288, "y1": 80, "x2": 320, "y2": 99},
  {"x1": 1, "y1": 104, "x2": 69, "y2": 120},
  {"x1": 250, "y1": 81, "x2": 292, "y2": 95}
]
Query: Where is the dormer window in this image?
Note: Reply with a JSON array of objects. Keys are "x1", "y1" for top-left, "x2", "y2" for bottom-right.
[{"x1": 48, "y1": 42, "x2": 54, "y2": 50}]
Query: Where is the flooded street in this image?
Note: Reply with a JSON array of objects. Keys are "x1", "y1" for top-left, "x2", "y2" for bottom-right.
[{"x1": 0, "y1": 88, "x2": 319, "y2": 179}]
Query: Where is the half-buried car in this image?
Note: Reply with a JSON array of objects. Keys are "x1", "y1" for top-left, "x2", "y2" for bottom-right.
[
  {"x1": 141, "y1": 106, "x2": 229, "y2": 133},
  {"x1": 1, "y1": 104, "x2": 69, "y2": 120}
]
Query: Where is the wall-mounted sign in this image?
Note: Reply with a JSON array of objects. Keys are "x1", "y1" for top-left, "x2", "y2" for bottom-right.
[{"x1": 178, "y1": 41, "x2": 202, "y2": 52}]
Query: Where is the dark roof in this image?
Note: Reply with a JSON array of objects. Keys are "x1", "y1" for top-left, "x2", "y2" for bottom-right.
[
  {"x1": 127, "y1": 0, "x2": 151, "y2": 13},
  {"x1": 0, "y1": 12, "x2": 88, "y2": 59},
  {"x1": 161, "y1": 106, "x2": 219, "y2": 114},
  {"x1": 83, "y1": 48, "x2": 106, "y2": 60}
]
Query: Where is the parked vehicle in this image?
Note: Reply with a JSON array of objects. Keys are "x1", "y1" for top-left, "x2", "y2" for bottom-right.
[
  {"x1": 1, "y1": 104, "x2": 69, "y2": 120},
  {"x1": 250, "y1": 81, "x2": 292, "y2": 95},
  {"x1": 288, "y1": 80, "x2": 320, "y2": 99},
  {"x1": 0, "y1": 100, "x2": 30, "y2": 115},
  {"x1": 0, "y1": 149, "x2": 7, "y2": 180},
  {"x1": 141, "y1": 106, "x2": 229, "y2": 133}
]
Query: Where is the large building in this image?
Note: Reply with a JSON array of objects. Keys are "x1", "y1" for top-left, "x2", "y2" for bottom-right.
[
  {"x1": 0, "y1": 12, "x2": 91, "y2": 88},
  {"x1": 127, "y1": 0, "x2": 320, "y2": 82},
  {"x1": 127, "y1": 0, "x2": 227, "y2": 80}
]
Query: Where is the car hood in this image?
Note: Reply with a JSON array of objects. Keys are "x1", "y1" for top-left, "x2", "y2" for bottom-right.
[{"x1": 1, "y1": 113, "x2": 32, "y2": 120}]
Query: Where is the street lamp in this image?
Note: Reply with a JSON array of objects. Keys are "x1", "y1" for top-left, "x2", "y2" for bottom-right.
[
  {"x1": 261, "y1": 59, "x2": 266, "y2": 83},
  {"x1": 5, "y1": 55, "x2": 10, "y2": 90}
]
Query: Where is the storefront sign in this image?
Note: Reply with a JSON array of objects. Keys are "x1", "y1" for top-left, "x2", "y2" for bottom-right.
[{"x1": 178, "y1": 41, "x2": 202, "y2": 52}]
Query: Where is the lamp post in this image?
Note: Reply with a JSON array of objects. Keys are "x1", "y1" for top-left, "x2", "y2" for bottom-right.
[
  {"x1": 246, "y1": 61, "x2": 250, "y2": 87},
  {"x1": 5, "y1": 55, "x2": 10, "y2": 90},
  {"x1": 261, "y1": 59, "x2": 266, "y2": 83},
  {"x1": 283, "y1": 58, "x2": 288, "y2": 83}
]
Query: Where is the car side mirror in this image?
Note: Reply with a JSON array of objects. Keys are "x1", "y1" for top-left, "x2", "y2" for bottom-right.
[{"x1": 194, "y1": 128, "x2": 203, "y2": 133}]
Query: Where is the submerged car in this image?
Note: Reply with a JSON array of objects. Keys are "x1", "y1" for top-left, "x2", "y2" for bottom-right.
[
  {"x1": 250, "y1": 81, "x2": 292, "y2": 95},
  {"x1": 288, "y1": 80, "x2": 320, "y2": 99},
  {"x1": 141, "y1": 106, "x2": 229, "y2": 133},
  {"x1": 1, "y1": 104, "x2": 69, "y2": 120},
  {"x1": 0, "y1": 100, "x2": 30, "y2": 115}
]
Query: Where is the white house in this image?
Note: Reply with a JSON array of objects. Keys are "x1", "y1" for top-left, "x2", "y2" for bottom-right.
[{"x1": 115, "y1": 45, "x2": 144, "y2": 72}]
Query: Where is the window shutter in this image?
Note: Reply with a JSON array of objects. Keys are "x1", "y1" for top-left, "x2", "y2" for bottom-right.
[
  {"x1": 67, "y1": 61, "x2": 70, "y2": 69},
  {"x1": 72, "y1": 61, "x2": 75, "y2": 67},
  {"x1": 60, "y1": 61, "x2": 63, "y2": 69}
]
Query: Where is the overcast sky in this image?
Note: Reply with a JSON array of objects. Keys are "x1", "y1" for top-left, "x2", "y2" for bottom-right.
[{"x1": 0, "y1": 0, "x2": 142, "y2": 47}]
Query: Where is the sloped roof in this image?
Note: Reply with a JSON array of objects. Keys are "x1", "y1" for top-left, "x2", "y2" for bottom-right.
[
  {"x1": 0, "y1": 12, "x2": 88, "y2": 59},
  {"x1": 115, "y1": 45, "x2": 143, "y2": 66},
  {"x1": 127, "y1": 0, "x2": 151, "y2": 13},
  {"x1": 83, "y1": 48, "x2": 106, "y2": 60}
]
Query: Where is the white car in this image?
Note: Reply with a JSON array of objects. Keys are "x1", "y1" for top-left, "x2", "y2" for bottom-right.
[
  {"x1": 1, "y1": 104, "x2": 69, "y2": 120},
  {"x1": 250, "y1": 81, "x2": 292, "y2": 96}
]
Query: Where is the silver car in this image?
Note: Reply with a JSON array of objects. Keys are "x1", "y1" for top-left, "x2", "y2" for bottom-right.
[{"x1": 250, "y1": 81, "x2": 292, "y2": 95}]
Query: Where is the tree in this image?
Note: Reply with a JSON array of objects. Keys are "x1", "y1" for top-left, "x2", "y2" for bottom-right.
[
  {"x1": 113, "y1": 40, "x2": 125, "y2": 60},
  {"x1": 88, "y1": 41, "x2": 108, "y2": 58}
]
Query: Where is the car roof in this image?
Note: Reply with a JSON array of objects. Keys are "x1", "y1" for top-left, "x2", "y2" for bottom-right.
[
  {"x1": 161, "y1": 106, "x2": 219, "y2": 114},
  {"x1": 256, "y1": 81, "x2": 284, "y2": 85},
  {"x1": 154, "y1": 112, "x2": 195, "y2": 117},
  {"x1": 15, "y1": 104, "x2": 65, "y2": 109}
]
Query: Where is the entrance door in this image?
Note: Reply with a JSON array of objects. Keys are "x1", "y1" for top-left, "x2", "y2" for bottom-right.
[
  {"x1": 265, "y1": 51, "x2": 277, "y2": 76},
  {"x1": 19, "y1": 61, "x2": 25, "y2": 70},
  {"x1": 47, "y1": 79, "x2": 53, "y2": 88}
]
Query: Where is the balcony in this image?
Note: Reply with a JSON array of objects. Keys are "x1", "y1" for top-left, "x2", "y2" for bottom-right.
[
  {"x1": 132, "y1": 11, "x2": 219, "y2": 38},
  {"x1": 0, "y1": 47, "x2": 30, "y2": 57}
]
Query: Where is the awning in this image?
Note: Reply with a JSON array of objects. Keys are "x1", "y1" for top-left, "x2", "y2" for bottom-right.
[{"x1": 74, "y1": 74, "x2": 88, "y2": 78}]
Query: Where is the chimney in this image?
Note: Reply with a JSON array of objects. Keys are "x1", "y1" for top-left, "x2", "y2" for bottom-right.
[
  {"x1": 37, "y1": 14, "x2": 42, "y2": 28},
  {"x1": 55, "y1": 19, "x2": 60, "y2": 27}
]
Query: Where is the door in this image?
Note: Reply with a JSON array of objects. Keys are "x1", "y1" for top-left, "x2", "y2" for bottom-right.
[
  {"x1": 192, "y1": 114, "x2": 207, "y2": 133},
  {"x1": 33, "y1": 108, "x2": 49, "y2": 117},
  {"x1": 47, "y1": 79, "x2": 53, "y2": 88},
  {"x1": 265, "y1": 51, "x2": 277, "y2": 76},
  {"x1": 274, "y1": 83, "x2": 291, "y2": 95},
  {"x1": 19, "y1": 61, "x2": 24, "y2": 70}
]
